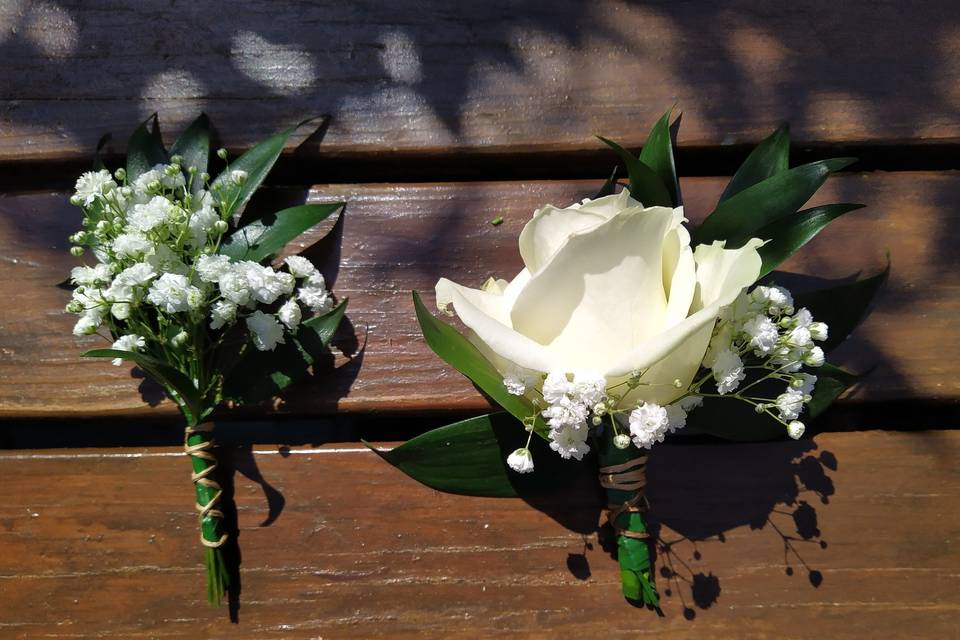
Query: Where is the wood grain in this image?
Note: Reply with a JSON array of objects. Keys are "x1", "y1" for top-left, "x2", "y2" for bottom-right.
[
  {"x1": 1, "y1": 173, "x2": 957, "y2": 420},
  {"x1": 2, "y1": 1, "x2": 960, "y2": 162},
  {"x1": 0, "y1": 430, "x2": 957, "y2": 638}
]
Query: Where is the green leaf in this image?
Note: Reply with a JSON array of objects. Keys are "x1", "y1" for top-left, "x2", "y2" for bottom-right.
[
  {"x1": 792, "y1": 261, "x2": 889, "y2": 351},
  {"x1": 83, "y1": 348, "x2": 201, "y2": 423},
  {"x1": 210, "y1": 117, "x2": 321, "y2": 218},
  {"x1": 756, "y1": 203, "x2": 865, "y2": 277},
  {"x1": 372, "y1": 411, "x2": 586, "y2": 498},
  {"x1": 218, "y1": 202, "x2": 342, "y2": 263},
  {"x1": 93, "y1": 134, "x2": 111, "y2": 171},
  {"x1": 413, "y1": 291, "x2": 548, "y2": 437},
  {"x1": 222, "y1": 299, "x2": 347, "y2": 404},
  {"x1": 593, "y1": 165, "x2": 619, "y2": 199},
  {"x1": 694, "y1": 157, "x2": 857, "y2": 246},
  {"x1": 807, "y1": 362, "x2": 860, "y2": 417},
  {"x1": 170, "y1": 113, "x2": 210, "y2": 193},
  {"x1": 720, "y1": 124, "x2": 791, "y2": 202},
  {"x1": 597, "y1": 136, "x2": 672, "y2": 207},
  {"x1": 126, "y1": 114, "x2": 169, "y2": 181},
  {"x1": 638, "y1": 109, "x2": 679, "y2": 206}
]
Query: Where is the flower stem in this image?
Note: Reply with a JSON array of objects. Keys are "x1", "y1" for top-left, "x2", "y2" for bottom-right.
[{"x1": 185, "y1": 422, "x2": 229, "y2": 605}]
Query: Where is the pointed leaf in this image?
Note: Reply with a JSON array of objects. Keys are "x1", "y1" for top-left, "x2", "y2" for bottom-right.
[
  {"x1": 413, "y1": 291, "x2": 548, "y2": 437},
  {"x1": 93, "y1": 134, "x2": 111, "y2": 171},
  {"x1": 170, "y1": 113, "x2": 210, "y2": 193},
  {"x1": 126, "y1": 114, "x2": 169, "y2": 181},
  {"x1": 222, "y1": 299, "x2": 347, "y2": 404},
  {"x1": 373, "y1": 412, "x2": 584, "y2": 497},
  {"x1": 807, "y1": 363, "x2": 860, "y2": 417},
  {"x1": 638, "y1": 109, "x2": 679, "y2": 206},
  {"x1": 593, "y1": 165, "x2": 618, "y2": 199},
  {"x1": 720, "y1": 124, "x2": 791, "y2": 202},
  {"x1": 792, "y1": 261, "x2": 889, "y2": 351},
  {"x1": 756, "y1": 203, "x2": 865, "y2": 277},
  {"x1": 597, "y1": 136, "x2": 672, "y2": 207},
  {"x1": 218, "y1": 202, "x2": 343, "y2": 263},
  {"x1": 694, "y1": 157, "x2": 857, "y2": 246},
  {"x1": 210, "y1": 117, "x2": 321, "y2": 218},
  {"x1": 83, "y1": 348, "x2": 201, "y2": 422}
]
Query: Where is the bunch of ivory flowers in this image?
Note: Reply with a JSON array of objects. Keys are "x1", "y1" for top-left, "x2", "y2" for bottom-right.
[
  {"x1": 379, "y1": 111, "x2": 887, "y2": 609},
  {"x1": 65, "y1": 114, "x2": 347, "y2": 605}
]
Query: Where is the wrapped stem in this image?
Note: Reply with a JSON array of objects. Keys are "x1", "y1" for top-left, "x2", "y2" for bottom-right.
[
  {"x1": 598, "y1": 434, "x2": 659, "y2": 607},
  {"x1": 184, "y1": 422, "x2": 229, "y2": 605}
]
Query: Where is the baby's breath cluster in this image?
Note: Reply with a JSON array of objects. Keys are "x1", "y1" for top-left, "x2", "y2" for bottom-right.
[
  {"x1": 499, "y1": 284, "x2": 829, "y2": 473},
  {"x1": 66, "y1": 160, "x2": 333, "y2": 381}
]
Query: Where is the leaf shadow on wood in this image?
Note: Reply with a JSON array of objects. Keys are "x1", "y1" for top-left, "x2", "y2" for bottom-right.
[{"x1": 508, "y1": 436, "x2": 836, "y2": 618}]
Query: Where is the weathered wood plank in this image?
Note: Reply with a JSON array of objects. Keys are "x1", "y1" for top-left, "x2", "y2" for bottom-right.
[
  {"x1": 0, "y1": 173, "x2": 956, "y2": 419},
  {"x1": 0, "y1": 431, "x2": 957, "y2": 637},
  {"x1": 2, "y1": 2, "x2": 960, "y2": 162}
]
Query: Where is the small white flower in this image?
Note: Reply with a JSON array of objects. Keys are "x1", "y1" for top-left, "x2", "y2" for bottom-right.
[
  {"x1": 110, "y1": 334, "x2": 146, "y2": 365},
  {"x1": 775, "y1": 388, "x2": 805, "y2": 421},
  {"x1": 613, "y1": 433, "x2": 632, "y2": 449},
  {"x1": 284, "y1": 255, "x2": 317, "y2": 278},
  {"x1": 70, "y1": 263, "x2": 112, "y2": 286},
  {"x1": 792, "y1": 308, "x2": 813, "y2": 328},
  {"x1": 187, "y1": 206, "x2": 219, "y2": 246},
  {"x1": 145, "y1": 244, "x2": 189, "y2": 276},
  {"x1": 678, "y1": 395, "x2": 703, "y2": 412},
  {"x1": 664, "y1": 402, "x2": 688, "y2": 433},
  {"x1": 506, "y1": 447, "x2": 534, "y2": 474},
  {"x1": 246, "y1": 310, "x2": 285, "y2": 351},
  {"x1": 741, "y1": 314, "x2": 779, "y2": 355},
  {"x1": 787, "y1": 420, "x2": 806, "y2": 439},
  {"x1": 752, "y1": 284, "x2": 794, "y2": 315},
  {"x1": 541, "y1": 396, "x2": 588, "y2": 431},
  {"x1": 241, "y1": 262, "x2": 295, "y2": 305},
  {"x1": 297, "y1": 272, "x2": 333, "y2": 312},
  {"x1": 809, "y1": 321, "x2": 829, "y2": 342},
  {"x1": 703, "y1": 322, "x2": 735, "y2": 368},
  {"x1": 218, "y1": 269, "x2": 252, "y2": 306},
  {"x1": 711, "y1": 348, "x2": 745, "y2": 395},
  {"x1": 112, "y1": 232, "x2": 152, "y2": 258},
  {"x1": 115, "y1": 262, "x2": 157, "y2": 286},
  {"x1": 73, "y1": 170, "x2": 117, "y2": 206},
  {"x1": 127, "y1": 196, "x2": 175, "y2": 233},
  {"x1": 209, "y1": 300, "x2": 237, "y2": 330},
  {"x1": 278, "y1": 298, "x2": 302, "y2": 331},
  {"x1": 795, "y1": 373, "x2": 818, "y2": 395},
  {"x1": 503, "y1": 366, "x2": 538, "y2": 396},
  {"x1": 804, "y1": 346, "x2": 825, "y2": 367},
  {"x1": 787, "y1": 325, "x2": 813, "y2": 349},
  {"x1": 146, "y1": 273, "x2": 200, "y2": 313},
  {"x1": 542, "y1": 371, "x2": 573, "y2": 404},
  {"x1": 103, "y1": 280, "x2": 133, "y2": 320},
  {"x1": 628, "y1": 402, "x2": 669, "y2": 449},
  {"x1": 571, "y1": 370, "x2": 606, "y2": 407},
  {"x1": 72, "y1": 312, "x2": 102, "y2": 336},
  {"x1": 549, "y1": 425, "x2": 590, "y2": 460},
  {"x1": 195, "y1": 254, "x2": 234, "y2": 283}
]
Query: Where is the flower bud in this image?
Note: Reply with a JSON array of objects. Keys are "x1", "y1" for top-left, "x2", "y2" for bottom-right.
[
  {"x1": 613, "y1": 433, "x2": 631, "y2": 449},
  {"x1": 230, "y1": 169, "x2": 248, "y2": 185},
  {"x1": 592, "y1": 402, "x2": 607, "y2": 416},
  {"x1": 787, "y1": 420, "x2": 805, "y2": 439},
  {"x1": 213, "y1": 220, "x2": 229, "y2": 234},
  {"x1": 164, "y1": 164, "x2": 180, "y2": 176},
  {"x1": 187, "y1": 165, "x2": 198, "y2": 175},
  {"x1": 200, "y1": 172, "x2": 210, "y2": 183},
  {"x1": 591, "y1": 415, "x2": 603, "y2": 426},
  {"x1": 673, "y1": 378, "x2": 683, "y2": 388},
  {"x1": 114, "y1": 167, "x2": 126, "y2": 181},
  {"x1": 69, "y1": 246, "x2": 84, "y2": 257},
  {"x1": 65, "y1": 300, "x2": 84, "y2": 313},
  {"x1": 754, "y1": 403, "x2": 767, "y2": 414},
  {"x1": 170, "y1": 154, "x2": 183, "y2": 165},
  {"x1": 69, "y1": 194, "x2": 83, "y2": 206},
  {"x1": 147, "y1": 179, "x2": 162, "y2": 193},
  {"x1": 170, "y1": 331, "x2": 189, "y2": 347},
  {"x1": 506, "y1": 447, "x2": 534, "y2": 474},
  {"x1": 809, "y1": 321, "x2": 828, "y2": 342},
  {"x1": 216, "y1": 148, "x2": 228, "y2": 160}
]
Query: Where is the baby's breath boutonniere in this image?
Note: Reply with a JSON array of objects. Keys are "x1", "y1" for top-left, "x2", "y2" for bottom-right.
[
  {"x1": 375, "y1": 110, "x2": 886, "y2": 609},
  {"x1": 65, "y1": 114, "x2": 347, "y2": 605}
]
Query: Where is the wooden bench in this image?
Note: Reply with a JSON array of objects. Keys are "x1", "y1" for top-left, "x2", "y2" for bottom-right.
[{"x1": 2, "y1": 3, "x2": 959, "y2": 637}]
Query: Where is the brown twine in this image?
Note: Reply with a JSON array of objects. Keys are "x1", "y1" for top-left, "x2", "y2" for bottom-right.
[
  {"x1": 184, "y1": 422, "x2": 228, "y2": 549},
  {"x1": 599, "y1": 456, "x2": 650, "y2": 540}
]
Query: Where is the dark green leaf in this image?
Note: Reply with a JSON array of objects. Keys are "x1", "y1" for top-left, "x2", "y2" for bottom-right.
[
  {"x1": 413, "y1": 291, "x2": 548, "y2": 437},
  {"x1": 792, "y1": 261, "x2": 889, "y2": 351},
  {"x1": 694, "y1": 157, "x2": 857, "y2": 246},
  {"x1": 83, "y1": 348, "x2": 201, "y2": 422},
  {"x1": 638, "y1": 109, "x2": 679, "y2": 206},
  {"x1": 218, "y1": 203, "x2": 342, "y2": 263},
  {"x1": 593, "y1": 165, "x2": 618, "y2": 199},
  {"x1": 372, "y1": 411, "x2": 586, "y2": 498},
  {"x1": 720, "y1": 124, "x2": 791, "y2": 202},
  {"x1": 222, "y1": 299, "x2": 347, "y2": 404},
  {"x1": 597, "y1": 136, "x2": 672, "y2": 207},
  {"x1": 756, "y1": 203, "x2": 865, "y2": 277},
  {"x1": 170, "y1": 113, "x2": 210, "y2": 193},
  {"x1": 210, "y1": 117, "x2": 322, "y2": 218},
  {"x1": 126, "y1": 114, "x2": 169, "y2": 181},
  {"x1": 807, "y1": 363, "x2": 860, "y2": 417}
]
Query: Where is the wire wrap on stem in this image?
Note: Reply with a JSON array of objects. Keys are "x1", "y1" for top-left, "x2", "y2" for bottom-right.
[
  {"x1": 184, "y1": 422, "x2": 228, "y2": 548},
  {"x1": 599, "y1": 456, "x2": 649, "y2": 540}
]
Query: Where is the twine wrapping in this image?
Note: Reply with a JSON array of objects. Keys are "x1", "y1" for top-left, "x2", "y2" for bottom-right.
[
  {"x1": 599, "y1": 456, "x2": 649, "y2": 540},
  {"x1": 184, "y1": 422, "x2": 228, "y2": 548}
]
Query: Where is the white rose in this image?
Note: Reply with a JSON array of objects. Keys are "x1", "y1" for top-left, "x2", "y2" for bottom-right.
[{"x1": 435, "y1": 190, "x2": 763, "y2": 405}]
